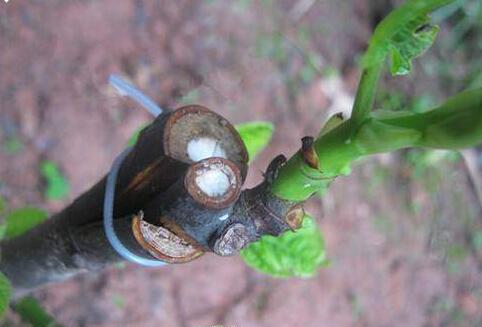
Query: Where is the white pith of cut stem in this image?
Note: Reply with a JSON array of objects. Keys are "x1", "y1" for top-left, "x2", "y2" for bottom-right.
[
  {"x1": 187, "y1": 137, "x2": 227, "y2": 162},
  {"x1": 195, "y1": 167, "x2": 231, "y2": 197}
]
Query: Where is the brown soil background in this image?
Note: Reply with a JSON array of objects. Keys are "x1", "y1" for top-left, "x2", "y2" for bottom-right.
[{"x1": 1, "y1": 0, "x2": 481, "y2": 326}]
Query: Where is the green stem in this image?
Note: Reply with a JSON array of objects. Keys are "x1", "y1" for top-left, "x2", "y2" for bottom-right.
[
  {"x1": 270, "y1": 64, "x2": 383, "y2": 202},
  {"x1": 271, "y1": 88, "x2": 482, "y2": 201},
  {"x1": 350, "y1": 65, "x2": 383, "y2": 126}
]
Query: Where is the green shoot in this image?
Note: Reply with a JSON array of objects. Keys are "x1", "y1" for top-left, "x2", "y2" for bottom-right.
[
  {"x1": 352, "y1": 0, "x2": 455, "y2": 125},
  {"x1": 271, "y1": 0, "x2": 481, "y2": 202}
]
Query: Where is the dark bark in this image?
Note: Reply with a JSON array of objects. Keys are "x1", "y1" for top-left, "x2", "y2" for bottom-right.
[
  {"x1": 0, "y1": 215, "x2": 142, "y2": 291},
  {"x1": 0, "y1": 109, "x2": 184, "y2": 291}
]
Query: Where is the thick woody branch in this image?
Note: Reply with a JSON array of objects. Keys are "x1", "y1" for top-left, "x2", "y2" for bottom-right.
[
  {"x1": 0, "y1": 105, "x2": 248, "y2": 290},
  {"x1": 0, "y1": 105, "x2": 304, "y2": 293}
]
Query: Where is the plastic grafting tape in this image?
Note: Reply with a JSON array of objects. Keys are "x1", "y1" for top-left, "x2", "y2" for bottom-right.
[
  {"x1": 109, "y1": 74, "x2": 163, "y2": 118},
  {"x1": 103, "y1": 74, "x2": 165, "y2": 266},
  {"x1": 103, "y1": 147, "x2": 166, "y2": 267}
]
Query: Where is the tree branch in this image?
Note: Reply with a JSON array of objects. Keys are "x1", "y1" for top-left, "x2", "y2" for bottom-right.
[{"x1": 0, "y1": 105, "x2": 302, "y2": 292}]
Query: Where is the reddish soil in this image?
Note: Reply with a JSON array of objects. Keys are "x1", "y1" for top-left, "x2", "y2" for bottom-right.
[{"x1": 1, "y1": 1, "x2": 481, "y2": 326}]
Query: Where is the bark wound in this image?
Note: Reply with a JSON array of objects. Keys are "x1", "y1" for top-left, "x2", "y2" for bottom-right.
[
  {"x1": 284, "y1": 204, "x2": 305, "y2": 230},
  {"x1": 212, "y1": 223, "x2": 249, "y2": 256},
  {"x1": 301, "y1": 136, "x2": 319, "y2": 169},
  {"x1": 132, "y1": 213, "x2": 204, "y2": 263}
]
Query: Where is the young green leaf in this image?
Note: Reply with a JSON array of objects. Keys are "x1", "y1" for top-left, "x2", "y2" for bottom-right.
[
  {"x1": 40, "y1": 161, "x2": 70, "y2": 200},
  {"x1": 362, "y1": 0, "x2": 454, "y2": 75},
  {"x1": 0, "y1": 272, "x2": 12, "y2": 319},
  {"x1": 389, "y1": 20, "x2": 439, "y2": 75},
  {"x1": 240, "y1": 216, "x2": 328, "y2": 278},
  {"x1": 13, "y1": 297, "x2": 59, "y2": 327},
  {"x1": 235, "y1": 121, "x2": 274, "y2": 162},
  {"x1": 5, "y1": 207, "x2": 48, "y2": 239}
]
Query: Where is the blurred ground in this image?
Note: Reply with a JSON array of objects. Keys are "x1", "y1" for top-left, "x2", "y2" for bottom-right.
[{"x1": 1, "y1": 0, "x2": 482, "y2": 326}]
